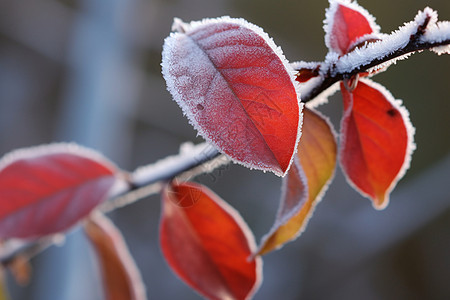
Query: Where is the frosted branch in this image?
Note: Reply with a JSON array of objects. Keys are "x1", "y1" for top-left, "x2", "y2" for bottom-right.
[
  {"x1": 298, "y1": 7, "x2": 450, "y2": 103},
  {"x1": 102, "y1": 142, "x2": 226, "y2": 212}
]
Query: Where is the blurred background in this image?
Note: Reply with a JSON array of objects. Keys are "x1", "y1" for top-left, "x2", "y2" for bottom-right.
[{"x1": 1, "y1": 0, "x2": 449, "y2": 299}]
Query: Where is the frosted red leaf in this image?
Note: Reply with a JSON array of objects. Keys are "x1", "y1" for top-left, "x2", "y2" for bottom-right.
[
  {"x1": 160, "y1": 182, "x2": 262, "y2": 300},
  {"x1": 0, "y1": 144, "x2": 121, "y2": 239},
  {"x1": 258, "y1": 108, "x2": 337, "y2": 255},
  {"x1": 340, "y1": 79, "x2": 415, "y2": 209},
  {"x1": 325, "y1": 0, "x2": 379, "y2": 55},
  {"x1": 84, "y1": 212, "x2": 146, "y2": 300},
  {"x1": 162, "y1": 16, "x2": 302, "y2": 176}
]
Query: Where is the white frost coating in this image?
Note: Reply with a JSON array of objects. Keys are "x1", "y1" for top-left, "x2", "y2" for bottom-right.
[
  {"x1": 0, "y1": 142, "x2": 128, "y2": 198},
  {"x1": 431, "y1": 44, "x2": 450, "y2": 55},
  {"x1": 340, "y1": 79, "x2": 416, "y2": 210},
  {"x1": 324, "y1": 0, "x2": 380, "y2": 53},
  {"x1": 334, "y1": 8, "x2": 440, "y2": 75},
  {"x1": 422, "y1": 20, "x2": 450, "y2": 55},
  {"x1": 415, "y1": 7, "x2": 438, "y2": 25},
  {"x1": 306, "y1": 82, "x2": 340, "y2": 108},
  {"x1": 323, "y1": 50, "x2": 340, "y2": 66},
  {"x1": 290, "y1": 61, "x2": 329, "y2": 107},
  {"x1": 291, "y1": 60, "x2": 321, "y2": 71},
  {"x1": 322, "y1": 51, "x2": 339, "y2": 76},
  {"x1": 131, "y1": 142, "x2": 220, "y2": 186},
  {"x1": 290, "y1": 59, "x2": 340, "y2": 107},
  {"x1": 0, "y1": 142, "x2": 117, "y2": 172},
  {"x1": 418, "y1": 8, "x2": 450, "y2": 55},
  {"x1": 298, "y1": 76, "x2": 323, "y2": 101},
  {"x1": 334, "y1": 31, "x2": 409, "y2": 74},
  {"x1": 171, "y1": 17, "x2": 187, "y2": 32},
  {"x1": 161, "y1": 16, "x2": 303, "y2": 176}
]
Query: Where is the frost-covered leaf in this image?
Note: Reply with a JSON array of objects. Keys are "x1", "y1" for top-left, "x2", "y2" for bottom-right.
[
  {"x1": 84, "y1": 212, "x2": 146, "y2": 300},
  {"x1": 160, "y1": 182, "x2": 262, "y2": 300},
  {"x1": 340, "y1": 79, "x2": 415, "y2": 209},
  {"x1": 324, "y1": 0, "x2": 379, "y2": 55},
  {"x1": 258, "y1": 108, "x2": 337, "y2": 255},
  {"x1": 422, "y1": 20, "x2": 450, "y2": 55},
  {"x1": 162, "y1": 16, "x2": 302, "y2": 176},
  {"x1": 333, "y1": 7, "x2": 445, "y2": 75},
  {"x1": 0, "y1": 143, "x2": 122, "y2": 239}
]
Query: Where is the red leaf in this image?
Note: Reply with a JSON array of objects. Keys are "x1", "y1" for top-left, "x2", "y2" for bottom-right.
[
  {"x1": 84, "y1": 212, "x2": 146, "y2": 300},
  {"x1": 295, "y1": 64, "x2": 320, "y2": 83},
  {"x1": 0, "y1": 144, "x2": 121, "y2": 239},
  {"x1": 340, "y1": 79, "x2": 415, "y2": 209},
  {"x1": 160, "y1": 182, "x2": 262, "y2": 300},
  {"x1": 257, "y1": 108, "x2": 337, "y2": 255},
  {"x1": 162, "y1": 17, "x2": 302, "y2": 176},
  {"x1": 325, "y1": 0, "x2": 379, "y2": 54}
]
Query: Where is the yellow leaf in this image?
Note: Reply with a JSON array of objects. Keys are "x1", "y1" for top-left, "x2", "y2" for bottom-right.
[{"x1": 258, "y1": 107, "x2": 337, "y2": 255}]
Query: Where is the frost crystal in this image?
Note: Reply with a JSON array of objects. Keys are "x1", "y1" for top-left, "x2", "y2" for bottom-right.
[
  {"x1": 422, "y1": 21, "x2": 450, "y2": 55},
  {"x1": 333, "y1": 8, "x2": 442, "y2": 75}
]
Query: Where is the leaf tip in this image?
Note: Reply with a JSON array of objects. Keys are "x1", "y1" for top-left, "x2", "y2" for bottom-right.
[
  {"x1": 324, "y1": 0, "x2": 379, "y2": 54},
  {"x1": 254, "y1": 241, "x2": 278, "y2": 257},
  {"x1": 372, "y1": 194, "x2": 390, "y2": 210},
  {"x1": 172, "y1": 17, "x2": 187, "y2": 33}
]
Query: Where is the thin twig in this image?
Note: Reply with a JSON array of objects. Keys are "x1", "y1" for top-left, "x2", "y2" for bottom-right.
[{"x1": 102, "y1": 142, "x2": 227, "y2": 212}]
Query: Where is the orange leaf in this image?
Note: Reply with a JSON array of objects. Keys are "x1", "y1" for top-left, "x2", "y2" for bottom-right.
[
  {"x1": 160, "y1": 182, "x2": 262, "y2": 300},
  {"x1": 84, "y1": 212, "x2": 146, "y2": 300},
  {"x1": 258, "y1": 108, "x2": 337, "y2": 255},
  {"x1": 339, "y1": 79, "x2": 415, "y2": 209}
]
